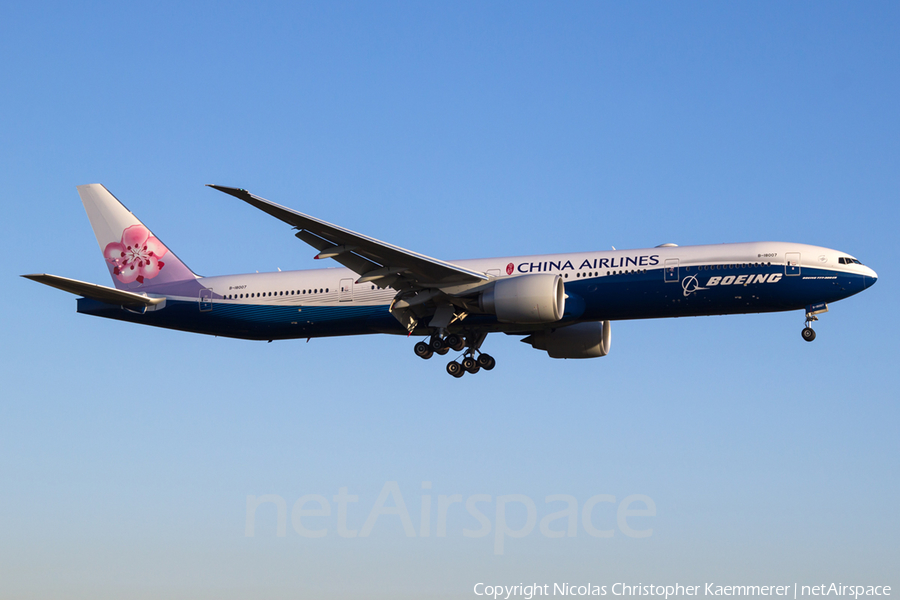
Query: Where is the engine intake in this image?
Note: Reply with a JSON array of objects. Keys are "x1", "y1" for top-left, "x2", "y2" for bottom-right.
[
  {"x1": 480, "y1": 274, "x2": 565, "y2": 324},
  {"x1": 523, "y1": 321, "x2": 611, "y2": 359}
]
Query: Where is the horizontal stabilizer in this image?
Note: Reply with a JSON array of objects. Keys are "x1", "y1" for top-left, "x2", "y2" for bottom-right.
[{"x1": 21, "y1": 274, "x2": 165, "y2": 307}]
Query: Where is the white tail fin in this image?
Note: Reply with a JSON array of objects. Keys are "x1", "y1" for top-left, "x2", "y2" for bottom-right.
[{"x1": 77, "y1": 184, "x2": 197, "y2": 291}]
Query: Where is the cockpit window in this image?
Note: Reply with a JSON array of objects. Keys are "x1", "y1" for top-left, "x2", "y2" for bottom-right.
[{"x1": 839, "y1": 256, "x2": 863, "y2": 265}]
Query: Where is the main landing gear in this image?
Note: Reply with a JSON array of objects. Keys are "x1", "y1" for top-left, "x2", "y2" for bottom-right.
[
  {"x1": 447, "y1": 352, "x2": 496, "y2": 378},
  {"x1": 414, "y1": 332, "x2": 496, "y2": 377}
]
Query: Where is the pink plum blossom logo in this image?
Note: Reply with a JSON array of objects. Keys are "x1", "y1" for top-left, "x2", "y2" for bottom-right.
[
  {"x1": 103, "y1": 225, "x2": 168, "y2": 284},
  {"x1": 506, "y1": 262, "x2": 515, "y2": 275}
]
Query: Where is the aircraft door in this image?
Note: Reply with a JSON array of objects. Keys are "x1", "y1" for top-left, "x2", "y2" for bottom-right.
[
  {"x1": 339, "y1": 278, "x2": 354, "y2": 302},
  {"x1": 199, "y1": 288, "x2": 212, "y2": 312},
  {"x1": 785, "y1": 252, "x2": 801, "y2": 276},
  {"x1": 664, "y1": 258, "x2": 680, "y2": 282}
]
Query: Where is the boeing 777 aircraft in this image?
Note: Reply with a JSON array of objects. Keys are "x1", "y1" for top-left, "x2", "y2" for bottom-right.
[{"x1": 24, "y1": 184, "x2": 878, "y2": 377}]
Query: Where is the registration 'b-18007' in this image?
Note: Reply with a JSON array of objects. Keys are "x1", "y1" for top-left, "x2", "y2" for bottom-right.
[{"x1": 25, "y1": 185, "x2": 878, "y2": 377}]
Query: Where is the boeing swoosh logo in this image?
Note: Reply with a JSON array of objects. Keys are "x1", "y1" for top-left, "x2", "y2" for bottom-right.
[{"x1": 682, "y1": 274, "x2": 708, "y2": 297}]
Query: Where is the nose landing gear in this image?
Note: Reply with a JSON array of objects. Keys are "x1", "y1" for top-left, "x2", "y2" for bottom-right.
[
  {"x1": 801, "y1": 326, "x2": 816, "y2": 342},
  {"x1": 801, "y1": 303, "x2": 828, "y2": 342}
]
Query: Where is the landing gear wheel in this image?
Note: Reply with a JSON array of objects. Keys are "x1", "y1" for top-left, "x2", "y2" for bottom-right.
[
  {"x1": 462, "y1": 356, "x2": 479, "y2": 373},
  {"x1": 477, "y1": 354, "x2": 496, "y2": 370},
  {"x1": 446, "y1": 361, "x2": 464, "y2": 378},
  {"x1": 435, "y1": 346, "x2": 449, "y2": 355},
  {"x1": 414, "y1": 341, "x2": 433, "y2": 359},
  {"x1": 802, "y1": 327, "x2": 816, "y2": 342},
  {"x1": 445, "y1": 334, "x2": 464, "y2": 352},
  {"x1": 430, "y1": 335, "x2": 445, "y2": 351}
]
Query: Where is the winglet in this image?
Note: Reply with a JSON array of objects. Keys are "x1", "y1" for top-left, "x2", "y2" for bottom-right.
[{"x1": 207, "y1": 185, "x2": 251, "y2": 200}]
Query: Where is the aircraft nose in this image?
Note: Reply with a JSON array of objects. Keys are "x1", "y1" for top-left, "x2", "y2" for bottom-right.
[{"x1": 864, "y1": 266, "x2": 878, "y2": 288}]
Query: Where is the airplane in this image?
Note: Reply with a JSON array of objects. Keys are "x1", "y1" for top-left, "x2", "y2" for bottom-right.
[{"x1": 24, "y1": 184, "x2": 878, "y2": 377}]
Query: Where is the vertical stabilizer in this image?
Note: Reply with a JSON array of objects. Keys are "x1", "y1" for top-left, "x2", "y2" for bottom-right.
[{"x1": 77, "y1": 184, "x2": 197, "y2": 291}]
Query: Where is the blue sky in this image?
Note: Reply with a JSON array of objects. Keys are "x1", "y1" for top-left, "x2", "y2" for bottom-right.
[{"x1": 1, "y1": 2, "x2": 898, "y2": 598}]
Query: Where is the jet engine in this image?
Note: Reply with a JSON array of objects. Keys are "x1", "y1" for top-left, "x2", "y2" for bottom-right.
[
  {"x1": 523, "y1": 321, "x2": 611, "y2": 359},
  {"x1": 479, "y1": 274, "x2": 565, "y2": 324}
]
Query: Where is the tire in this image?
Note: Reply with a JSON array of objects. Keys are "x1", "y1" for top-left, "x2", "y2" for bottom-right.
[
  {"x1": 414, "y1": 341, "x2": 432, "y2": 359},
  {"x1": 446, "y1": 361, "x2": 464, "y2": 378},
  {"x1": 430, "y1": 336, "x2": 445, "y2": 351},
  {"x1": 477, "y1": 354, "x2": 496, "y2": 370},
  {"x1": 445, "y1": 334, "x2": 464, "y2": 352},
  {"x1": 462, "y1": 357, "x2": 477, "y2": 372},
  {"x1": 436, "y1": 346, "x2": 449, "y2": 355},
  {"x1": 802, "y1": 327, "x2": 816, "y2": 342}
]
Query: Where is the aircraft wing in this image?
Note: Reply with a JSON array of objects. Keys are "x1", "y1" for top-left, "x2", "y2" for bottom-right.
[
  {"x1": 22, "y1": 274, "x2": 165, "y2": 307},
  {"x1": 208, "y1": 185, "x2": 489, "y2": 289}
]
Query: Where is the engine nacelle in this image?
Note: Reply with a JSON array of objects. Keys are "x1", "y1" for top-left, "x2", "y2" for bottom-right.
[
  {"x1": 480, "y1": 274, "x2": 565, "y2": 324},
  {"x1": 524, "y1": 321, "x2": 611, "y2": 359}
]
